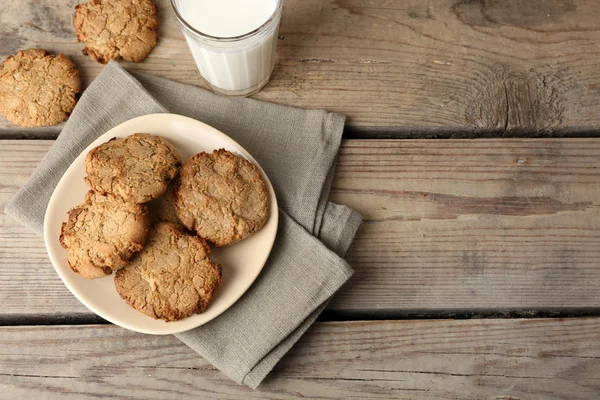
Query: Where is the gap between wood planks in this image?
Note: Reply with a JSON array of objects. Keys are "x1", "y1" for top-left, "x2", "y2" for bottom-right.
[
  {"x1": 344, "y1": 127, "x2": 600, "y2": 139},
  {"x1": 2, "y1": 308, "x2": 600, "y2": 327},
  {"x1": 2, "y1": 127, "x2": 600, "y2": 140}
]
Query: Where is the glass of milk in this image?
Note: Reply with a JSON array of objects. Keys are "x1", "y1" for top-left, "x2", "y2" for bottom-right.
[{"x1": 171, "y1": 0, "x2": 283, "y2": 96}]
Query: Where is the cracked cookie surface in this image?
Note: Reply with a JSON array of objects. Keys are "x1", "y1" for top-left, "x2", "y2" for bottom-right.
[
  {"x1": 74, "y1": 0, "x2": 159, "y2": 63},
  {"x1": 0, "y1": 48, "x2": 81, "y2": 127},
  {"x1": 114, "y1": 223, "x2": 222, "y2": 321},
  {"x1": 174, "y1": 149, "x2": 269, "y2": 247},
  {"x1": 85, "y1": 133, "x2": 181, "y2": 203},
  {"x1": 60, "y1": 190, "x2": 150, "y2": 280}
]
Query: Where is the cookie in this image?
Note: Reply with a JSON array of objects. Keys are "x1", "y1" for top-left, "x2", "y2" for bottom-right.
[
  {"x1": 147, "y1": 176, "x2": 183, "y2": 226},
  {"x1": 174, "y1": 149, "x2": 269, "y2": 247},
  {"x1": 114, "y1": 223, "x2": 222, "y2": 321},
  {"x1": 0, "y1": 48, "x2": 81, "y2": 127},
  {"x1": 74, "y1": 0, "x2": 159, "y2": 63},
  {"x1": 85, "y1": 133, "x2": 181, "y2": 203},
  {"x1": 60, "y1": 191, "x2": 150, "y2": 279}
]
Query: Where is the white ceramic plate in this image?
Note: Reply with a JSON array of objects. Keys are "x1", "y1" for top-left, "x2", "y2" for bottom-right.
[{"x1": 44, "y1": 113, "x2": 278, "y2": 335}]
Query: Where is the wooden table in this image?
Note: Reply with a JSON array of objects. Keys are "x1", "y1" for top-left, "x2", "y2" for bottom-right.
[{"x1": 1, "y1": 1, "x2": 599, "y2": 398}]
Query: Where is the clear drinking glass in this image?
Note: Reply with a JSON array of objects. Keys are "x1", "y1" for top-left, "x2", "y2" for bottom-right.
[{"x1": 171, "y1": 0, "x2": 283, "y2": 97}]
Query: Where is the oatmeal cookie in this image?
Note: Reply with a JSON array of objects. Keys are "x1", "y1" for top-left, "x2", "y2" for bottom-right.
[
  {"x1": 85, "y1": 133, "x2": 181, "y2": 203},
  {"x1": 0, "y1": 48, "x2": 81, "y2": 127},
  {"x1": 74, "y1": 0, "x2": 159, "y2": 63},
  {"x1": 60, "y1": 190, "x2": 150, "y2": 279},
  {"x1": 114, "y1": 223, "x2": 222, "y2": 321},
  {"x1": 174, "y1": 149, "x2": 269, "y2": 247}
]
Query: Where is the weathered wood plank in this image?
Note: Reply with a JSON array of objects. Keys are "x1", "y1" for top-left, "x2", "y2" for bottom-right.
[
  {"x1": 1, "y1": 319, "x2": 599, "y2": 399},
  {"x1": 1, "y1": 139, "x2": 599, "y2": 316},
  {"x1": 2, "y1": 0, "x2": 600, "y2": 136},
  {"x1": 333, "y1": 139, "x2": 600, "y2": 311}
]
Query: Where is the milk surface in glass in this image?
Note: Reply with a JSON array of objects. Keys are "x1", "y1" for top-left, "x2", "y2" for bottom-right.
[{"x1": 172, "y1": 0, "x2": 281, "y2": 96}]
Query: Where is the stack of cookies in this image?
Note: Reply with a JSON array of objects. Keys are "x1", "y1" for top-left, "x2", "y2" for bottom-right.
[{"x1": 60, "y1": 133, "x2": 269, "y2": 321}]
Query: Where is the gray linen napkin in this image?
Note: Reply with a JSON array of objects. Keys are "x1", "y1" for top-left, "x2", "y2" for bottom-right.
[{"x1": 5, "y1": 61, "x2": 362, "y2": 388}]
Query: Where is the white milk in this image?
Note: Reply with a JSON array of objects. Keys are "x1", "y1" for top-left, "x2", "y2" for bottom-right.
[
  {"x1": 174, "y1": 0, "x2": 281, "y2": 96},
  {"x1": 181, "y1": 0, "x2": 276, "y2": 38}
]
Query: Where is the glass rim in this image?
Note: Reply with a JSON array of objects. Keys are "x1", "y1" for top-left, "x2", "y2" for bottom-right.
[{"x1": 170, "y1": 0, "x2": 283, "y2": 41}]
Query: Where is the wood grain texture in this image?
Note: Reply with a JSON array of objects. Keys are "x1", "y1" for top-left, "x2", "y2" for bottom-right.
[
  {"x1": 1, "y1": 319, "x2": 599, "y2": 399},
  {"x1": 2, "y1": 0, "x2": 600, "y2": 136},
  {"x1": 1, "y1": 139, "x2": 599, "y2": 316},
  {"x1": 332, "y1": 138, "x2": 600, "y2": 311}
]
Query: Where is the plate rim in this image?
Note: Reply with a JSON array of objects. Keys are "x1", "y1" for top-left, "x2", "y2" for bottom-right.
[{"x1": 43, "y1": 113, "x2": 279, "y2": 335}]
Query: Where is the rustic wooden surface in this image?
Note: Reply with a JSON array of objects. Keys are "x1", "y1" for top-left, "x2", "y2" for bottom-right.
[
  {"x1": 1, "y1": 319, "x2": 599, "y2": 399},
  {"x1": 2, "y1": 0, "x2": 600, "y2": 136},
  {"x1": 1, "y1": 139, "x2": 599, "y2": 317},
  {"x1": 3, "y1": 0, "x2": 600, "y2": 397}
]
